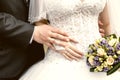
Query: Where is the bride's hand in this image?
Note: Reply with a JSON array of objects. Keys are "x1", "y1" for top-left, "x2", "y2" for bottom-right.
[
  {"x1": 56, "y1": 42, "x2": 83, "y2": 61},
  {"x1": 98, "y1": 18, "x2": 105, "y2": 37}
]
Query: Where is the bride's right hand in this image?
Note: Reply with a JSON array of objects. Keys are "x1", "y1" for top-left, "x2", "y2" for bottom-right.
[{"x1": 56, "y1": 42, "x2": 83, "y2": 61}]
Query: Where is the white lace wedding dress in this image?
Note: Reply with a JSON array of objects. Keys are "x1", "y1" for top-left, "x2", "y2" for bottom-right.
[{"x1": 20, "y1": 0, "x2": 120, "y2": 80}]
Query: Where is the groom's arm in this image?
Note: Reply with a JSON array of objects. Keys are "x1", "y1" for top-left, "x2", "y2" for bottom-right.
[{"x1": 0, "y1": 13, "x2": 34, "y2": 47}]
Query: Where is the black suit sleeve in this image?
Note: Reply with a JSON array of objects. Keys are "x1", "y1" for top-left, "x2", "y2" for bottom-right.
[{"x1": 0, "y1": 13, "x2": 34, "y2": 47}]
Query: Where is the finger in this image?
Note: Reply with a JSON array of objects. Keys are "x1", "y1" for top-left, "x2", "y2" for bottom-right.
[
  {"x1": 50, "y1": 32, "x2": 69, "y2": 41},
  {"x1": 62, "y1": 53, "x2": 72, "y2": 61},
  {"x1": 68, "y1": 45, "x2": 83, "y2": 56},
  {"x1": 48, "y1": 37, "x2": 55, "y2": 44},
  {"x1": 68, "y1": 37, "x2": 78, "y2": 43},
  {"x1": 64, "y1": 51, "x2": 79, "y2": 61},
  {"x1": 100, "y1": 30, "x2": 105, "y2": 35},
  {"x1": 99, "y1": 28, "x2": 105, "y2": 33},
  {"x1": 98, "y1": 20, "x2": 103, "y2": 27},
  {"x1": 49, "y1": 38, "x2": 67, "y2": 47},
  {"x1": 45, "y1": 42, "x2": 55, "y2": 50},
  {"x1": 57, "y1": 50, "x2": 76, "y2": 61},
  {"x1": 51, "y1": 28, "x2": 69, "y2": 37},
  {"x1": 99, "y1": 29, "x2": 105, "y2": 37},
  {"x1": 65, "y1": 47, "x2": 82, "y2": 59},
  {"x1": 50, "y1": 32, "x2": 69, "y2": 42}
]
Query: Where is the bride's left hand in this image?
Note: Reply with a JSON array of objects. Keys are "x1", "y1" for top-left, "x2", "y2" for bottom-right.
[{"x1": 56, "y1": 42, "x2": 84, "y2": 61}]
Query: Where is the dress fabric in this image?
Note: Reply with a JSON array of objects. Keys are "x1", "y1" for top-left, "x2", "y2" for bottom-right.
[
  {"x1": 20, "y1": 0, "x2": 120, "y2": 80},
  {"x1": 107, "y1": 0, "x2": 120, "y2": 36}
]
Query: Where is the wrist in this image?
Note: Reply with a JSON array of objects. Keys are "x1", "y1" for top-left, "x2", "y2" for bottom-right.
[{"x1": 34, "y1": 19, "x2": 49, "y2": 26}]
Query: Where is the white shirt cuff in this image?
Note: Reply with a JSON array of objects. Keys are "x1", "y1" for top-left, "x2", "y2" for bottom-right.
[{"x1": 29, "y1": 27, "x2": 34, "y2": 44}]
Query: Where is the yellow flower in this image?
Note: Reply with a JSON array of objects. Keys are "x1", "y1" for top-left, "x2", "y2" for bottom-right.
[
  {"x1": 97, "y1": 48, "x2": 106, "y2": 56},
  {"x1": 102, "y1": 61, "x2": 108, "y2": 67},
  {"x1": 95, "y1": 39, "x2": 100, "y2": 44},
  {"x1": 88, "y1": 56, "x2": 94, "y2": 66},
  {"x1": 117, "y1": 50, "x2": 120, "y2": 54},
  {"x1": 96, "y1": 66, "x2": 103, "y2": 71},
  {"x1": 113, "y1": 55, "x2": 117, "y2": 58},
  {"x1": 106, "y1": 56, "x2": 114, "y2": 65},
  {"x1": 108, "y1": 39, "x2": 117, "y2": 46},
  {"x1": 99, "y1": 58, "x2": 103, "y2": 62}
]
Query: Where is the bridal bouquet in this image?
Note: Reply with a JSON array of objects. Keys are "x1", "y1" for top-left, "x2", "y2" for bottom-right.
[{"x1": 86, "y1": 34, "x2": 120, "y2": 75}]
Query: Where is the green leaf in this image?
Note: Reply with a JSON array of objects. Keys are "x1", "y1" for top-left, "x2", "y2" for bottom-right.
[
  {"x1": 119, "y1": 37, "x2": 120, "y2": 42},
  {"x1": 90, "y1": 68, "x2": 95, "y2": 72},
  {"x1": 107, "y1": 62, "x2": 120, "y2": 75},
  {"x1": 112, "y1": 34, "x2": 117, "y2": 38}
]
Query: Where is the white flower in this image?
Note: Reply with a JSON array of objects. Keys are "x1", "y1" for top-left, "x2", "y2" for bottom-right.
[
  {"x1": 95, "y1": 39, "x2": 100, "y2": 44},
  {"x1": 106, "y1": 56, "x2": 114, "y2": 65},
  {"x1": 117, "y1": 50, "x2": 120, "y2": 54},
  {"x1": 108, "y1": 39, "x2": 117, "y2": 46},
  {"x1": 88, "y1": 56, "x2": 94, "y2": 66},
  {"x1": 97, "y1": 48, "x2": 106, "y2": 56}
]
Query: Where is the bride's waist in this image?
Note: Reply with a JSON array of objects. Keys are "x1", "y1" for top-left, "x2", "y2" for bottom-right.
[{"x1": 51, "y1": 25, "x2": 101, "y2": 37}]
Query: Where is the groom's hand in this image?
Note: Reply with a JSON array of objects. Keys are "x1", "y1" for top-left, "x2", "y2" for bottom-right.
[{"x1": 33, "y1": 24, "x2": 77, "y2": 50}]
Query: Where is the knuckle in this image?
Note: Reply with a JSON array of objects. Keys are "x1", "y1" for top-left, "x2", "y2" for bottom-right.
[
  {"x1": 50, "y1": 38, "x2": 55, "y2": 43},
  {"x1": 55, "y1": 34, "x2": 59, "y2": 38},
  {"x1": 48, "y1": 31, "x2": 52, "y2": 36}
]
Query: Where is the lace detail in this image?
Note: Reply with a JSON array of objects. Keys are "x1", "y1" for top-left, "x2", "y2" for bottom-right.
[{"x1": 44, "y1": 0, "x2": 106, "y2": 51}]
